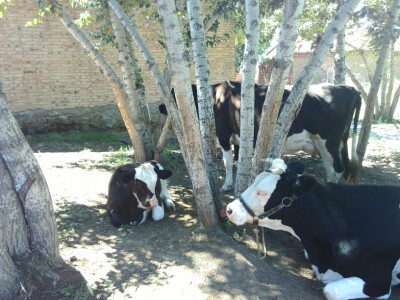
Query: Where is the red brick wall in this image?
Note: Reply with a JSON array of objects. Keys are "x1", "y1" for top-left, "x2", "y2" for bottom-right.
[{"x1": 1, "y1": 0, "x2": 236, "y2": 115}]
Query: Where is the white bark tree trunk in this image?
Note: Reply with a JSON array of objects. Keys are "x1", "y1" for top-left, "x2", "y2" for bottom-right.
[
  {"x1": 389, "y1": 83, "x2": 400, "y2": 120},
  {"x1": 379, "y1": 58, "x2": 389, "y2": 118},
  {"x1": 109, "y1": 6, "x2": 154, "y2": 161},
  {"x1": 357, "y1": 0, "x2": 400, "y2": 163},
  {"x1": 234, "y1": 0, "x2": 259, "y2": 197},
  {"x1": 0, "y1": 72, "x2": 61, "y2": 299},
  {"x1": 334, "y1": 0, "x2": 346, "y2": 86},
  {"x1": 187, "y1": 0, "x2": 221, "y2": 211},
  {"x1": 107, "y1": 0, "x2": 186, "y2": 154},
  {"x1": 271, "y1": 0, "x2": 361, "y2": 158},
  {"x1": 156, "y1": 0, "x2": 219, "y2": 227},
  {"x1": 49, "y1": 0, "x2": 148, "y2": 162},
  {"x1": 383, "y1": 42, "x2": 395, "y2": 120},
  {"x1": 251, "y1": 0, "x2": 304, "y2": 179},
  {"x1": 346, "y1": 64, "x2": 367, "y2": 102}
]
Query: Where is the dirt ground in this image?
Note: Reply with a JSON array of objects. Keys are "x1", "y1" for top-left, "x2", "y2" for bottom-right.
[{"x1": 28, "y1": 124, "x2": 400, "y2": 300}]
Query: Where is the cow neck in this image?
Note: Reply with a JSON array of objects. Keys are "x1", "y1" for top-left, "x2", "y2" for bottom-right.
[
  {"x1": 238, "y1": 194, "x2": 297, "y2": 227},
  {"x1": 239, "y1": 193, "x2": 297, "y2": 260}
]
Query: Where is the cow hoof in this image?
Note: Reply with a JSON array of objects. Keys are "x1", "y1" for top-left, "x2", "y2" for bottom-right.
[
  {"x1": 129, "y1": 221, "x2": 139, "y2": 226},
  {"x1": 165, "y1": 199, "x2": 176, "y2": 211}
]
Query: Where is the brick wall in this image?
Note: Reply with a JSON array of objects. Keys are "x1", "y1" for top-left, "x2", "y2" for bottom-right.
[{"x1": 0, "y1": 0, "x2": 236, "y2": 132}]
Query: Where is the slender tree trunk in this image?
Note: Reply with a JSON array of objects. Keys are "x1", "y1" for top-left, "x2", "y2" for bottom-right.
[
  {"x1": 109, "y1": 6, "x2": 154, "y2": 161},
  {"x1": 346, "y1": 42, "x2": 373, "y2": 83},
  {"x1": 187, "y1": 0, "x2": 221, "y2": 212},
  {"x1": 107, "y1": 0, "x2": 185, "y2": 149},
  {"x1": 334, "y1": 1, "x2": 346, "y2": 85},
  {"x1": 379, "y1": 58, "x2": 388, "y2": 119},
  {"x1": 49, "y1": 0, "x2": 149, "y2": 161},
  {"x1": 345, "y1": 64, "x2": 367, "y2": 102},
  {"x1": 0, "y1": 72, "x2": 61, "y2": 299},
  {"x1": 389, "y1": 83, "x2": 400, "y2": 120},
  {"x1": 154, "y1": 116, "x2": 172, "y2": 161},
  {"x1": 357, "y1": 0, "x2": 400, "y2": 163},
  {"x1": 234, "y1": 0, "x2": 259, "y2": 197},
  {"x1": 156, "y1": 0, "x2": 219, "y2": 227},
  {"x1": 334, "y1": 30, "x2": 346, "y2": 85},
  {"x1": 251, "y1": 0, "x2": 304, "y2": 179},
  {"x1": 271, "y1": 0, "x2": 361, "y2": 158},
  {"x1": 383, "y1": 42, "x2": 395, "y2": 120}
]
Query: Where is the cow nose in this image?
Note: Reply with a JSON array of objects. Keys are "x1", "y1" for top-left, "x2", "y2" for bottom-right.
[{"x1": 226, "y1": 208, "x2": 233, "y2": 216}]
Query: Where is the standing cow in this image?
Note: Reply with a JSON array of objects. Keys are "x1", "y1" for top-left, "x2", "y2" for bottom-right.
[
  {"x1": 159, "y1": 81, "x2": 361, "y2": 191},
  {"x1": 107, "y1": 161, "x2": 175, "y2": 227},
  {"x1": 226, "y1": 159, "x2": 400, "y2": 299}
]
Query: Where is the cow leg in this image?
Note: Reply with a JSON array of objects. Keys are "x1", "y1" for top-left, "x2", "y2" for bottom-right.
[
  {"x1": 310, "y1": 135, "x2": 343, "y2": 183},
  {"x1": 323, "y1": 277, "x2": 369, "y2": 300},
  {"x1": 324, "y1": 276, "x2": 392, "y2": 300},
  {"x1": 221, "y1": 148, "x2": 234, "y2": 192},
  {"x1": 152, "y1": 205, "x2": 164, "y2": 221},
  {"x1": 159, "y1": 180, "x2": 175, "y2": 211},
  {"x1": 138, "y1": 209, "x2": 151, "y2": 225},
  {"x1": 392, "y1": 259, "x2": 400, "y2": 286}
]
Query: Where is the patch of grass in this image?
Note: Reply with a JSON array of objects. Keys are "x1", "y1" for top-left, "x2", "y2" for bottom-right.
[
  {"x1": 105, "y1": 281, "x2": 116, "y2": 295},
  {"x1": 101, "y1": 146, "x2": 134, "y2": 166},
  {"x1": 161, "y1": 142, "x2": 181, "y2": 169},
  {"x1": 60, "y1": 285, "x2": 76, "y2": 297},
  {"x1": 60, "y1": 284, "x2": 93, "y2": 300}
]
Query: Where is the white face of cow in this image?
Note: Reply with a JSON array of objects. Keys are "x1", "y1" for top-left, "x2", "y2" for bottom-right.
[
  {"x1": 134, "y1": 163, "x2": 160, "y2": 209},
  {"x1": 226, "y1": 159, "x2": 286, "y2": 225}
]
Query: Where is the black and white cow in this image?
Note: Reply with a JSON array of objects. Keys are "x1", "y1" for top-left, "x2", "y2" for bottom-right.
[
  {"x1": 226, "y1": 159, "x2": 400, "y2": 300},
  {"x1": 159, "y1": 81, "x2": 361, "y2": 191},
  {"x1": 107, "y1": 161, "x2": 175, "y2": 227}
]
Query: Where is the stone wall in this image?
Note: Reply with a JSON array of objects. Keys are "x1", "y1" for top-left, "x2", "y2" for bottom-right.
[{"x1": 0, "y1": 0, "x2": 236, "y2": 133}]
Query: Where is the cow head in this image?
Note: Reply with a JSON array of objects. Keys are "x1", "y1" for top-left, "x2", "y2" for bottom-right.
[
  {"x1": 226, "y1": 159, "x2": 304, "y2": 226},
  {"x1": 121, "y1": 165, "x2": 172, "y2": 210}
]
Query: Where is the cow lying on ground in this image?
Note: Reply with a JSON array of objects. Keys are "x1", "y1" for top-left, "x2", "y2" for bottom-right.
[
  {"x1": 107, "y1": 161, "x2": 175, "y2": 227},
  {"x1": 225, "y1": 159, "x2": 400, "y2": 299},
  {"x1": 159, "y1": 81, "x2": 361, "y2": 191}
]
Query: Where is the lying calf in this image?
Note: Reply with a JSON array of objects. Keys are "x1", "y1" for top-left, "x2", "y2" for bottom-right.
[
  {"x1": 226, "y1": 159, "x2": 400, "y2": 300},
  {"x1": 107, "y1": 161, "x2": 175, "y2": 227}
]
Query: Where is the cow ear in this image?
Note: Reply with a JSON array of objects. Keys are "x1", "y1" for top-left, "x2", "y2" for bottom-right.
[
  {"x1": 287, "y1": 162, "x2": 305, "y2": 175},
  {"x1": 121, "y1": 170, "x2": 135, "y2": 183},
  {"x1": 156, "y1": 169, "x2": 172, "y2": 180}
]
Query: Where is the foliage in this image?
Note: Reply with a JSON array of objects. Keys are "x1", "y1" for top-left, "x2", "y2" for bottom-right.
[
  {"x1": 0, "y1": 0, "x2": 14, "y2": 18},
  {"x1": 235, "y1": 0, "x2": 283, "y2": 70},
  {"x1": 299, "y1": 0, "x2": 337, "y2": 47},
  {"x1": 353, "y1": 0, "x2": 400, "y2": 50}
]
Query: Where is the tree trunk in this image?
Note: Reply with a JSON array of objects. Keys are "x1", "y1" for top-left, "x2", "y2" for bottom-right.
[
  {"x1": 49, "y1": 0, "x2": 148, "y2": 162},
  {"x1": 107, "y1": 0, "x2": 186, "y2": 150},
  {"x1": 156, "y1": 0, "x2": 219, "y2": 227},
  {"x1": 271, "y1": 0, "x2": 361, "y2": 158},
  {"x1": 251, "y1": 0, "x2": 304, "y2": 179},
  {"x1": 187, "y1": 0, "x2": 221, "y2": 212},
  {"x1": 109, "y1": 5, "x2": 154, "y2": 161},
  {"x1": 0, "y1": 72, "x2": 61, "y2": 299},
  {"x1": 234, "y1": 0, "x2": 259, "y2": 197},
  {"x1": 334, "y1": 1, "x2": 346, "y2": 85},
  {"x1": 345, "y1": 64, "x2": 367, "y2": 102},
  {"x1": 357, "y1": 0, "x2": 400, "y2": 163},
  {"x1": 383, "y1": 42, "x2": 395, "y2": 120},
  {"x1": 379, "y1": 58, "x2": 388, "y2": 119},
  {"x1": 154, "y1": 116, "x2": 172, "y2": 161},
  {"x1": 389, "y1": 83, "x2": 400, "y2": 120}
]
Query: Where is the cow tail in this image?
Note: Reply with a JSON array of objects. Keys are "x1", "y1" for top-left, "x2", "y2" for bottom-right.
[{"x1": 348, "y1": 92, "x2": 362, "y2": 184}]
